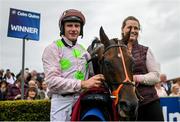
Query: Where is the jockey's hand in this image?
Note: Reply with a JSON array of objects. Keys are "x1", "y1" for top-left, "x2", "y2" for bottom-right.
[{"x1": 81, "y1": 74, "x2": 105, "y2": 89}]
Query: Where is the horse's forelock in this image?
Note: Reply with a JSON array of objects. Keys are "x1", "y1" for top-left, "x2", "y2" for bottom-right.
[{"x1": 92, "y1": 37, "x2": 100, "y2": 49}]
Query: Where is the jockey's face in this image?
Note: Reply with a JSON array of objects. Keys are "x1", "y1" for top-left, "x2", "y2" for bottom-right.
[
  {"x1": 122, "y1": 20, "x2": 140, "y2": 42},
  {"x1": 64, "y1": 22, "x2": 81, "y2": 42}
]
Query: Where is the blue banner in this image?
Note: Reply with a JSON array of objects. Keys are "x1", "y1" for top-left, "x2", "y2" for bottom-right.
[
  {"x1": 160, "y1": 97, "x2": 180, "y2": 122},
  {"x1": 7, "y1": 8, "x2": 40, "y2": 41}
]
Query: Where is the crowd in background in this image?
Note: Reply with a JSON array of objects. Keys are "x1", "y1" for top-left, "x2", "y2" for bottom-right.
[
  {"x1": 155, "y1": 74, "x2": 180, "y2": 97},
  {"x1": 0, "y1": 68, "x2": 49, "y2": 101},
  {"x1": 0, "y1": 68, "x2": 179, "y2": 101}
]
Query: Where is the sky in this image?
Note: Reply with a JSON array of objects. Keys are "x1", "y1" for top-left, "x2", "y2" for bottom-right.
[{"x1": 0, "y1": 0, "x2": 180, "y2": 80}]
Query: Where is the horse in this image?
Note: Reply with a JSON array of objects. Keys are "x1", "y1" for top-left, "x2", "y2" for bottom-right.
[{"x1": 71, "y1": 27, "x2": 139, "y2": 121}]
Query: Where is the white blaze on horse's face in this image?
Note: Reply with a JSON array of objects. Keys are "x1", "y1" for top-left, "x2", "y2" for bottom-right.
[{"x1": 118, "y1": 53, "x2": 121, "y2": 58}]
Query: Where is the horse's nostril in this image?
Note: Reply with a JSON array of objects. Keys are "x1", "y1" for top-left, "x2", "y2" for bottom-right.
[
  {"x1": 119, "y1": 100, "x2": 138, "y2": 114},
  {"x1": 119, "y1": 100, "x2": 129, "y2": 112}
]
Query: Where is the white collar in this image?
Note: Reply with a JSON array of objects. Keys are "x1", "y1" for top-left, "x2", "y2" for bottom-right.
[{"x1": 62, "y1": 36, "x2": 75, "y2": 47}]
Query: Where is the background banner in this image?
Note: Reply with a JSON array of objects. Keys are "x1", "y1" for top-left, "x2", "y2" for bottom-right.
[
  {"x1": 7, "y1": 8, "x2": 40, "y2": 41},
  {"x1": 160, "y1": 97, "x2": 180, "y2": 122}
]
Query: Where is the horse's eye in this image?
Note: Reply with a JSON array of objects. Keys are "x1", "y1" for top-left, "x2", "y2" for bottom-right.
[{"x1": 104, "y1": 60, "x2": 112, "y2": 67}]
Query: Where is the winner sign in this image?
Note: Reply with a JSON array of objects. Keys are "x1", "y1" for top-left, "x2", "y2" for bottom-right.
[{"x1": 7, "y1": 8, "x2": 40, "y2": 41}]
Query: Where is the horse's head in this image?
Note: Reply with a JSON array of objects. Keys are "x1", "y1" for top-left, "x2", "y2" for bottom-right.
[{"x1": 90, "y1": 27, "x2": 138, "y2": 120}]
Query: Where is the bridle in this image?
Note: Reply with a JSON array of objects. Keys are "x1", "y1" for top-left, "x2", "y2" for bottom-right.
[{"x1": 99, "y1": 43, "x2": 135, "y2": 106}]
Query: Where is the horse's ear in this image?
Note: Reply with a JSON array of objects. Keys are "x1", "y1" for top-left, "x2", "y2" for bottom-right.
[{"x1": 100, "y1": 26, "x2": 110, "y2": 47}]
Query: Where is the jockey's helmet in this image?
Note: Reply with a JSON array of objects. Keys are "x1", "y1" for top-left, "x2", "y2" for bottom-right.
[{"x1": 59, "y1": 9, "x2": 86, "y2": 37}]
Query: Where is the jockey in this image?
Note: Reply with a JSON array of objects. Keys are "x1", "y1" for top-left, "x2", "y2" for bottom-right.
[{"x1": 42, "y1": 9, "x2": 104, "y2": 121}]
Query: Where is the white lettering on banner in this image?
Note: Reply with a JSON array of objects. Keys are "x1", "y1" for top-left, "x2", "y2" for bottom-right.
[
  {"x1": 10, "y1": 24, "x2": 38, "y2": 34},
  {"x1": 162, "y1": 106, "x2": 180, "y2": 121},
  {"x1": 169, "y1": 112, "x2": 180, "y2": 121},
  {"x1": 16, "y1": 11, "x2": 39, "y2": 19},
  {"x1": 28, "y1": 13, "x2": 39, "y2": 19},
  {"x1": 163, "y1": 106, "x2": 167, "y2": 121},
  {"x1": 17, "y1": 11, "x2": 27, "y2": 17}
]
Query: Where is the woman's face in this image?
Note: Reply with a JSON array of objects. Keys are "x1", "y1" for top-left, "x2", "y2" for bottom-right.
[
  {"x1": 28, "y1": 90, "x2": 36, "y2": 98},
  {"x1": 42, "y1": 81, "x2": 47, "y2": 90},
  {"x1": 0, "y1": 83, "x2": 7, "y2": 92},
  {"x1": 122, "y1": 20, "x2": 140, "y2": 42},
  {"x1": 172, "y1": 86, "x2": 179, "y2": 94}
]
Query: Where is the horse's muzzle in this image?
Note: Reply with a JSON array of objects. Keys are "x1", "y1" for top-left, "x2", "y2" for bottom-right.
[{"x1": 118, "y1": 100, "x2": 138, "y2": 120}]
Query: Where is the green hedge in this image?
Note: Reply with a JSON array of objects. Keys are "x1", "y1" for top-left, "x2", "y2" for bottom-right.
[{"x1": 0, "y1": 100, "x2": 50, "y2": 121}]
